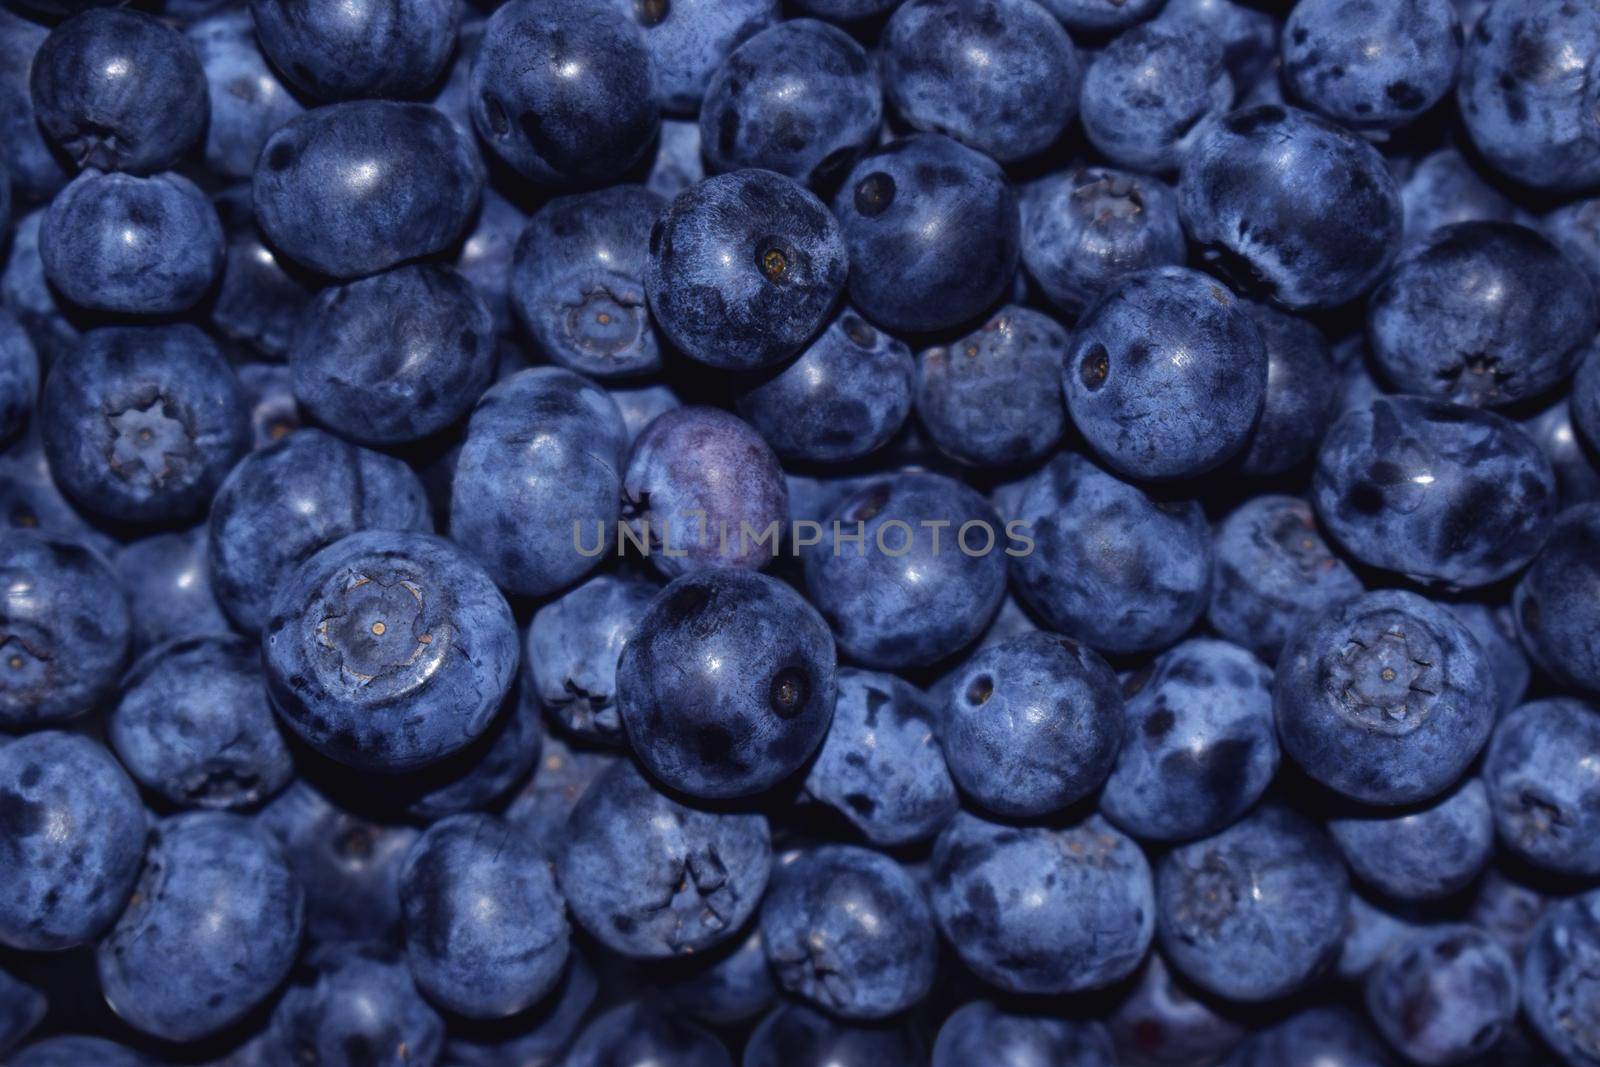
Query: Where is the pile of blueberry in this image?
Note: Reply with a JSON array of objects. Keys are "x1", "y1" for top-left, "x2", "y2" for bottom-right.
[{"x1": 3, "y1": 0, "x2": 1600, "y2": 1063}]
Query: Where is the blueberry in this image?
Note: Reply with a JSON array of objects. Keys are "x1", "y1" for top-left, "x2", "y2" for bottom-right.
[
  {"x1": 270, "y1": 942, "x2": 444, "y2": 1067},
  {"x1": 0, "y1": 311, "x2": 38, "y2": 448},
  {"x1": 618, "y1": 568, "x2": 836, "y2": 798},
  {"x1": 1484, "y1": 697, "x2": 1600, "y2": 878},
  {"x1": 1107, "y1": 953, "x2": 1247, "y2": 1066},
  {"x1": 0, "y1": 731, "x2": 146, "y2": 950},
  {"x1": 1283, "y1": 0, "x2": 1461, "y2": 131},
  {"x1": 11, "y1": 1037, "x2": 152, "y2": 1067},
  {"x1": 1275, "y1": 589, "x2": 1496, "y2": 805},
  {"x1": 934, "y1": 1002, "x2": 1118, "y2": 1067},
  {"x1": 386, "y1": 684, "x2": 544, "y2": 821},
  {"x1": 1401, "y1": 147, "x2": 1522, "y2": 243},
  {"x1": 1179, "y1": 105, "x2": 1403, "y2": 309},
  {"x1": 555, "y1": 758, "x2": 771, "y2": 958},
  {"x1": 29, "y1": 9, "x2": 207, "y2": 174},
  {"x1": 831, "y1": 134, "x2": 1020, "y2": 334},
  {"x1": 930, "y1": 811, "x2": 1155, "y2": 994},
  {"x1": 1522, "y1": 890, "x2": 1600, "y2": 1067},
  {"x1": 442, "y1": 950, "x2": 598, "y2": 1066},
  {"x1": 611, "y1": 380, "x2": 684, "y2": 446},
  {"x1": 510, "y1": 185, "x2": 666, "y2": 380},
  {"x1": 1081, "y1": 22, "x2": 1232, "y2": 174},
  {"x1": 209, "y1": 428, "x2": 432, "y2": 635},
  {"x1": 1037, "y1": 0, "x2": 1163, "y2": 33},
  {"x1": 761, "y1": 845, "x2": 936, "y2": 1019},
  {"x1": 187, "y1": 10, "x2": 304, "y2": 180},
  {"x1": 647, "y1": 169, "x2": 848, "y2": 370},
  {"x1": 700, "y1": 18, "x2": 882, "y2": 183},
  {"x1": 1227, "y1": 1007, "x2": 1393, "y2": 1067},
  {"x1": 1469, "y1": 870, "x2": 1550, "y2": 966},
  {"x1": 1338, "y1": 892, "x2": 1428, "y2": 982},
  {"x1": 1330, "y1": 776, "x2": 1494, "y2": 900},
  {"x1": 237, "y1": 363, "x2": 305, "y2": 450},
  {"x1": 254, "y1": 101, "x2": 483, "y2": 280},
  {"x1": 1238, "y1": 301, "x2": 1339, "y2": 476},
  {"x1": 1366, "y1": 925, "x2": 1519, "y2": 1066},
  {"x1": 528, "y1": 573, "x2": 657, "y2": 745},
  {"x1": 0, "y1": 430, "x2": 114, "y2": 557},
  {"x1": 455, "y1": 188, "x2": 524, "y2": 337},
  {"x1": 209, "y1": 195, "x2": 314, "y2": 361},
  {"x1": 744, "y1": 1001, "x2": 925, "y2": 1067},
  {"x1": 1157, "y1": 806, "x2": 1349, "y2": 1002},
  {"x1": 1313, "y1": 395, "x2": 1557, "y2": 588},
  {"x1": 663, "y1": 925, "x2": 776, "y2": 1025},
  {"x1": 250, "y1": 0, "x2": 459, "y2": 102},
  {"x1": 1515, "y1": 504, "x2": 1600, "y2": 695},
  {"x1": 646, "y1": 117, "x2": 706, "y2": 200},
  {"x1": 617, "y1": 0, "x2": 778, "y2": 116},
  {"x1": 505, "y1": 735, "x2": 618, "y2": 860},
  {"x1": 564, "y1": 999, "x2": 733, "y2": 1067},
  {"x1": 0, "y1": 12, "x2": 69, "y2": 205}
]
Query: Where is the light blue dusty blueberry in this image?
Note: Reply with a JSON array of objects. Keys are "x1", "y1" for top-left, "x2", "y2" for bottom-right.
[
  {"x1": 1081, "y1": 22, "x2": 1232, "y2": 174},
  {"x1": 1179, "y1": 105, "x2": 1403, "y2": 308},
  {"x1": 555, "y1": 758, "x2": 771, "y2": 958},
  {"x1": 187, "y1": 10, "x2": 304, "y2": 180},
  {"x1": 0, "y1": 967, "x2": 45, "y2": 1058},
  {"x1": 1107, "y1": 952, "x2": 1247, "y2": 1066},
  {"x1": 760, "y1": 845, "x2": 936, "y2": 1019},
  {"x1": 1484, "y1": 697, "x2": 1600, "y2": 878},
  {"x1": 564, "y1": 1000, "x2": 732, "y2": 1067},
  {"x1": 0, "y1": 732, "x2": 145, "y2": 950},
  {"x1": 0, "y1": 12, "x2": 68, "y2": 205},
  {"x1": 1329, "y1": 776, "x2": 1493, "y2": 900},
  {"x1": 40, "y1": 171, "x2": 222, "y2": 314},
  {"x1": 647, "y1": 169, "x2": 847, "y2": 370},
  {"x1": 745, "y1": 1001, "x2": 924, "y2": 1067},
  {"x1": 1402, "y1": 147, "x2": 1522, "y2": 242},
  {"x1": 249, "y1": 0, "x2": 458, "y2": 101},
  {"x1": 1515, "y1": 504, "x2": 1600, "y2": 695},
  {"x1": 385, "y1": 685, "x2": 542, "y2": 821},
  {"x1": 455, "y1": 188, "x2": 523, "y2": 337},
  {"x1": 1037, "y1": 0, "x2": 1163, "y2": 33},
  {"x1": 510, "y1": 185, "x2": 665, "y2": 379},
  {"x1": 1158, "y1": 0, "x2": 1279, "y2": 87},
  {"x1": 1543, "y1": 196, "x2": 1600, "y2": 294},
  {"x1": 701, "y1": 18, "x2": 881, "y2": 183},
  {"x1": 528, "y1": 574, "x2": 656, "y2": 745},
  {"x1": 1227, "y1": 1007, "x2": 1394, "y2": 1067},
  {"x1": 1157, "y1": 806, "x2": 1349, "y2": 1002},
  {"x1": 617, "y1": 0, "x2": 776, "y2": 115},
  {"x1": 930, "y1": 811, "x2": 1155, "y2": 994},
  {"x1": 270, "y1": 942, "x2": 444, "y2": 1067},
  {"x1": 832, "y1": 134, "x2": 1020, "y2": 334},
  {"x1": 254, "y1": 101, "x2": 482, "y2": 279},
  {"x1": 805, "y1": 472, "x2": 1007, "y2": 669},
  {"x1": 1470, "y1": 869, "x2": 1550, "y2": 965},
  {"x1": 935, "y1": 1002, "x2": 1118, "y2": 1067},
  {"x1": 737, "y1": 309, "x2": 914, "y2": 464},
  {"x1": 1313, "y1": 395, "x2": 1557, "y2": 587},
  {"x1": 648, "y1": 118, "x2": 706, "y2": 200},
  {"x1": 0, "y1": 312, "x2": 37, "y2": 447},
  {"x1": 238, "y1": 363, "x2": 303, "y2": 449},
  {"x1": 943, "y1": 631, "x2": 1122, "y2": 817},
  {"x1": 442, "y1": 950, "x2": 598, "y2": 1066},
  {"x1": 1523, "y1": 890, "x2": 1600, "y2": 1067},
  {"x1": 664, "y1": 926, "x2": 776, "y2": 1025},
  {"x1": 449, "y1": 367, "x2": 626, "y2": 598},
  {"x1": 1008, "y1": 452, "x2": 1212, "y2": 655},
  {"x1": 210, "y1": 192, "x2": 313, "y2": 360},
  {"x1": 505, "y1": 734, "x2": 618, "y2": 859},
  {"x1": 1448, "y1": 601, "x2": 1528, "y2": 714},
  {"x1": 1102, "y1": 638, "x2": 1278, "y2": 842},
  {"x1": 1366, "y1": 925, "x2": 1519, "y2": 1066},
  {"x1": 1238, "y1": 302, "x2": 1338, "y2": 475},
  {"x1": 29, "y1": 9, "x2": 207, "y2": 173},
  {"x1": 11, "y1": 1037, "x2": 152, "y2": 1067},
  {"x1": 1274, "y1": 589, "x2": 1496, "y2": 805},
  {"x1": 471, "y1": 0, "x2": 658, "y2": 185},
  {"x1": 400, "y1": 813, "x2": 569, "y2": 1018},
  {"x1": 1283, "y1": 0, "x2": 1462, "y2": 131},
  {"x1": 0, "y1": 209, "x2": 78, "y2": 368}
]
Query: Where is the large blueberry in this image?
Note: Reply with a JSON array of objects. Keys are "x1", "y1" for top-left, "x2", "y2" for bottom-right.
[
  {"x1": 1522, "y1": 890, "x2": 1600, "y2": 1067},
  {"x1": 1081, "y1": 22, "x2": 1232, "y2": 174},
  {"x1": 270, "y1": 942, "x2": 444, "y2": 1067},
  {"x1": 1366, "y1": 925, "x2": 1519, "y2": 1066},
  {"x1": 934, "y1": 1003, "x2": 1117, "y2": 1067},
  {"x1": 1329, "y1": 776, "x2": 1493, "y2": 900},
  {"x1": 250, "y1": 0, "x2": 458, "y2": 101},
  {"x1": 616, "y1": 0, "x2": 778, "y2": 115},
  {"x1": 528, "y1": 573, "x2": 656, "y2": 746},
  {"x1": 1283, "y1": 0, "x2": 1462, "y2": 131},
  {"x1": 1515, "y1": 504, "x2": 1600, "y2": 695},
  {"x1": 1238, "y1": 301, "x2": 1339, "y2": 476},
  {"x1": 187, "y1": 11, "x2": 304, "y2": 180},
  {"x1": 745, "y1": 1002, "x2": 925, "y2": 1067},
  {"x1": 1485, "y1": 697, "x2": 1600, "y2": 878}
]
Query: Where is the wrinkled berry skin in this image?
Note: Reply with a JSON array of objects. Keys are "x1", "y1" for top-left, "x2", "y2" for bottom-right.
[
  {"x1": 1523, "y1": 890, "x2": 1600, "y2": 1067},
  {"x1": 565, "y1": 1000, "x2": 733, "y2": 1067},
  {"x1": 254, "y1": 101, "x2": 483, "y2": 280},
  {"x1": 648, "y1": 169, "x2": 848, "y2": 370},
  {"x1": 399, "y1": 813, "x2": 570, "y2": 1019},
  {"x1": 0, "y1": 12, "x2": 69, "y2": 205},
  {"x1": 761, "y1": 846, "x2": 936, "y2": 1020},
  {"x1": 0, "y1": 731, "x2": 146, "y2": 951},
  {"x1": 1313, "y1": 395, "x2": 1557, "y2": 588},
  {"x1": 745, "y1": 1002, "x2": 924, "y2": 1067},
  {"x1": 528, "y1": 574, "x2": 656, "y2": 745},
  {"x1": 619, "y1": 569, "x2": 836, "y2": 799},
  {"x1": 1369, "y1": 222, "x2": 1597, "y2": 408},
  {"x1": 270, "y1": 943, "x2": 444, "y2": 1067},
  {"x1": 471, "y1": 0, "x2": 659, "y2": 185},
  {"x1": 1103, "y1": 638, "x2": 1279, "y2": 843},
  {"x1": 290, "y1": 264, "x2": 496, "y2": 445},
  {"x1": 1283, "y1": 0, "x2": 1462, "y2": 131},
  {"x1": 944, "y1": 632, "x2": 1123, "y2": 818},
  {"x1": 617, "y1": 0, "x2": 776, "y2": 115},
  {"x1": 1485, "y1": 697, "x2": 1600, "y2": 878},
  {"x1": 833, "y1": 134, "x2": 1020, "y2": 334},
  {"x1": 1009, "y1": 453, "x2": 1212, "y2": 656},
  {"x1": 1065, "y1": 266, "x2": 1267, "y2": 480},
  {"x1": 114, "y1": 528, "x2": 231, "y2": 653},
  {"x1": 1107, "y1": 952, "x2": 1246, "y2": 1066},
  {"x1": 187, "y1": 11, "x2": 305, "y2": 181},
  {"x1": 1081, "y1": 23, "x2": 1232, "y2": 174},
  {"x1": 250, "y1": 0, "x2": 458, "y2": 102},
  {"x1": 1516, "y1": 504, "x2": 1600, "y2": 696},
  {"x1": 556, "y1": 759, "x2": 771, "y2": 959},
  {"x1": 701, "y1": 19, "x2": 881, "y2": 184},
  {"x1": 261, "y1": 530, "x2": 519, "y2": 773},
  {"x1": 1157, "y1": 806, "x2": 1349, "y2": 1002},
  {"x1": 1239, "y1": 302, "x2": 1338, "y2": 476},
  {"x1": 1402, "y1": 147, "x2": 1522, "y2": 242},
  {"x1": 1366, "y1": 925, "x2": 1519, "y2": 1066},
  {"x1": 1274, "y1": 589, "x2": 1496, "y2": 805},
  {"x1": 1179, "y1": 105, "x2": 1403, "y2": 309},
  {"x1": 931, "y1": 812, "x2": 1154, "y2": 995},
  {"x1": 29, "y1": 10, "x2": 207, "y2": 174},
  {"x1": 935, "y1": 1003, "x2": 1117, "y2": 1067},
  {"x1": 510, "y1": 185, "x2": 666, "y2": 380},
  {"x1": 806, "y1": 472, "x2": 1007, "y2": 669},
  {"x1": 1330, "y1": 776, "x2": 1493, "y2": 900},
  {"x1": 40, "y1": 171, "x2": 222, "y2": 314},
  {"x1": 209, "y1": 429, "x2": 433, "y2": 636},
  {"x1": 1459, "y1": 0, "x2": 1600, "y2": 192},
  {"x1": 737, "y1": 309, "x2": 914, "y2": 464},
  {"x1": 97, "y1": 812, "x2": 303, "y2": 1042}
]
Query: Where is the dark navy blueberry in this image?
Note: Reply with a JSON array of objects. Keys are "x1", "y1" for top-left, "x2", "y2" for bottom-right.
[
  {"x1": 1329, "y1": 776, "x2": 1493, "y2": 900},
  {"x1": 737, "y1": 309, "x2": 914, "y2": 464},
  {"x1": 12, "y1": 1037, "x2": 152, "y2": 1067},
  {"x1": 1523, "y1": 890, "x2": 1600, "y2": 1067},
  {"x1": 1283, "y1": 0, "x2": 1461, "y2": 131},
  {"x1": 1485, "y1": 697, "x2": 1600, "y2": 878},
  {"x1": 1449, "y1": 601, "x2": 1528, "y2": 714},
  {"x1": 210, "y1": 196, "x2": 313, "y2": 361},
  {"x1": 1157, "y1": 806, "x2": 1349, "y2": 1002},
  {"x1": 647, "y1": 169, "x2": 847, "y2": 370},
  {"x1": 1515, "y1": 504, "x2": 1600, "y2": 696},
  {"x1": 29, "y1": 9, "x2": 207, "y2": 173},
  {"x1": 0, "y1": 731, "x2": 146, "y2": 950},
  {"x1": 270, "y1": 942, "x2": 444, "y2": 1067},
  {"x1": 187, "y1": 10, "x2": 304, "y2": 180},
  {"x1": 450, "y1": 368, "x2": 625, "y2": 598},
  {"x1": 618, "y1": 568, "x2": 836, "y2": 798},
  {"x1": 261, "y1": 530, "x2": 519, "y2": 772},
  {"x1": 471, "y1": 0, "x2": 659, "y2": 185},
  {"x1": 0, "y1": 967, "x2": 44, "y2": 1059},
  {"x1": 1064, "y1": 266, "x2": 1267, "y2": 480},
  {"x1": 0, "y1": 12, "x2": 69, "y2": 205},
  {"x1": 1019, "y1": 166, "x2": 1186, "y2": 316},
  {"x1": 505, "y1": 734, "x2": 618, "y2": 859},
  {"x1": 1158, "y1": 0, "x2": 1279, "y2": 87},
  {"x1": 663, "y1": 926, "x2": 776, "y2": 1025},
  {"x1": 647, "y1": 117, "x2": 705, "y2": 200},
  {"x1": 1081, "y1": 22, "x2": 1232, "y2": 174},
  {"x1": 1401, "y1": 147, "x2": 1523, "y2": 243},
  {"x1": 510, "y1": 185, "x2": 665, "y2": 379},
  {"x1": 0, "y1": 532, "x2": 130, "y2": 727},
  {"x1": 1179, "y1": 105, "x2": 1403, "y2": 308},
  {"x1": 1366, "y1": 925, "x2": 1519, "y2": 1065},
  {"x1": 832, "y1": 134, "x2": 1020, "y2": 334},
  {"x1": 40, "y1": 171, "x2": 222, "y2": 314},
  {"x1": 1543, "y1": 196, "x2": 1600, "y2": 295},
  {"x1": 209, "y1": 428, "x2": 432, "y2": 635},
  {"x1": 1238, "y1": 302, "x2": 1338, "y2": 476},
  {"x1": 0, "y1": 311, "x2": 38, "y2": 447},
  {"x1": 555, "y1": 758, "x2": 771, "y2": 958},
  {"x1": 931, "y1": 812, "x2": 1154, "y2": 994},
  {"x1": 254, "y1": 101, "x2": 482, "y2": 280},
  {"x1": 1227, "y1": 1007, "x2": 1393, "y2": 1067},
  {"x1": 1037, "y1": 0, "x2": 1163, "y2": 33},
  {"x1": 564, "y1": 1000, "x2": 732, "y2": 1067},
  {"x1": 1275, "y1": 589, "x2": 1496, "y2": 805},
  {"x1": 934, "y1": 1002, "x2": 1117, "y2": 1067},
  {"x1": 399, "y1": 813, "x2": 569, "y2": 1018},
  {"x1": 250, "y1": 0, "x2": 458, "y2": 102},
  {"x1": 387, "y1": 685, "x2": 543, "y2": 821},
  {"x1": 455, "y1": 188, "x2": 523, "y2": 337},
  {"x1": 616, "y1": 0, "x2": 777, "y2": 115},
  {"x1": 805, "y1": 472, "x2": 1007, "y2": 669},
  {"x1": 529, "y1": 574, "x2": 656, "y2": 745},
  {"x1": 1008, "y1": 452, "x2": 1212, "y2": 655},
  {"x1": 97, "y1": 812, "x2": 302, "y2": 1041},
  {"x1": 442, "y1": 951, "x2": 599, "y2": 1066},
  {"x1": 238, "y1": 363, "x2": 304, "y2": 450},
  {"x1": 1107, "y1": 953, "x2": 1247, "y2": 1066},
  {"x1": 745, "y1": 1001, "x2": 924, "y2": 1067},
  {"x1": 700, "y1": 18, "x2": 882, "y2": 183},
  {"x1": 1102, "y1": 637, "x2": 1278, "y2": 842}
]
